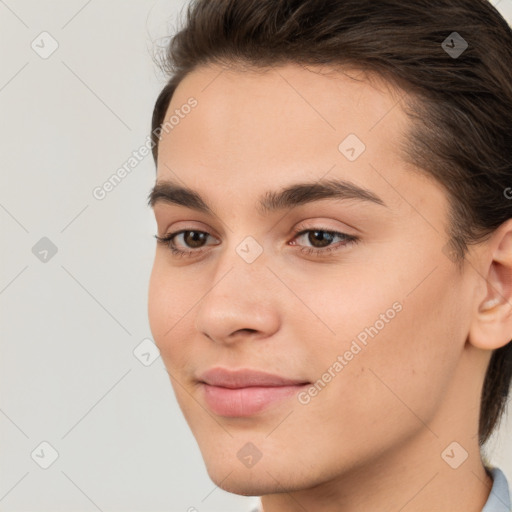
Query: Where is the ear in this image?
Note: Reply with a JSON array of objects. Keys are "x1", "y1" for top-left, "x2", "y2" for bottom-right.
[{"x1": 469, "y1": 218, "x2": 512, "y2": 350}]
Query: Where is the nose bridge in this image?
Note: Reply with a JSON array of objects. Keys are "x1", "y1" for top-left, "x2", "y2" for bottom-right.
[
  {"x1": 193, "y1": 234, "x2": 279, "y2": 342},
  {"x1": 205, "y1": 233, "x2": 269, "y2": 303}
]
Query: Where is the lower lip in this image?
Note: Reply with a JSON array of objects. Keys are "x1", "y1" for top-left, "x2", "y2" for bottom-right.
[{"x1": 200, "y1": 383, "x2": 308, "y2": 417}]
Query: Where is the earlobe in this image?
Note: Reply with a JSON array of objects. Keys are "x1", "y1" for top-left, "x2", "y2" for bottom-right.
[{"x1": 468, "y1": 219, "x2": 512, "y2": 351}]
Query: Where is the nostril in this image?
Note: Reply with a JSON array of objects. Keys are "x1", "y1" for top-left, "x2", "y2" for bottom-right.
[{"x1": 237, "y1": 328, "x2": 258, "y2": 335}]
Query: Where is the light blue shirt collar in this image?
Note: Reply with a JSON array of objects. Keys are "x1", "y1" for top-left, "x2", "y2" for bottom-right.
[
  {"x1": 247, "y1": 466, "x2": 512, "y2": 511},
  {"x1": 482, "y1": 467, "x2": 511, "y2": 512}
]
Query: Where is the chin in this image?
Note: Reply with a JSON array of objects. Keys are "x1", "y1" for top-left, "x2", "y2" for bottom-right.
[
  {"x1": 205, "y1": 462, "x2": 286, "y2": 497},
  {"x1": 201, "y1": 448, "x2": 320, "y2": 498}
]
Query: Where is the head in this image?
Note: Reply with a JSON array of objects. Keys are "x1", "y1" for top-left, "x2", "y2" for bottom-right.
[{"x1": 147, "y1": 0, "x2": 512, "y2": 497}]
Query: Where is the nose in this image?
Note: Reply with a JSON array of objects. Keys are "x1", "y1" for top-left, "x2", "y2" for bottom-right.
[{"x1": 193, "y1": 247, "x2": 281, "y2": 345}]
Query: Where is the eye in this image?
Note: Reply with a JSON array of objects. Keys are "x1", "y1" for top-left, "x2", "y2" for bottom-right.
[
  {"x1": 289, "y1": 227, "x2": 359, "y2": 257},
  {"x1": 154, "y1": 230, "x2": 217, "y2": 257},
  {"x1": 154, "y1": 226, "x2": 359, "y2": 258}
]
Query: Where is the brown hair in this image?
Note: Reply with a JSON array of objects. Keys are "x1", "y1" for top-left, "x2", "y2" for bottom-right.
[{"x1": 150, "y1": 0, "x2": 512, "y2": 446}]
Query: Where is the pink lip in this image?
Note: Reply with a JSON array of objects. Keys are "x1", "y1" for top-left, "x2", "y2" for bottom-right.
[{"x1": 197, "y1": 368, "x2": 310, "y2": 417}]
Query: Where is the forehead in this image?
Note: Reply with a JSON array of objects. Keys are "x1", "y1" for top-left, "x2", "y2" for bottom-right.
[{"x1": 156, "y1": 62, "x2": 414, "y2": 203}]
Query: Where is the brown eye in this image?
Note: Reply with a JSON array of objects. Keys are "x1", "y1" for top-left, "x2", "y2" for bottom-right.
[
  {"x1": 290, "y1": 227, "x2": 359, "y2": 257},
  {"x1": 182, "y1": 231, "x2": 209, "y2": 248},
  {"x1": 154, "y1": 229, "x2": 217, "y2": 257},
  {"x1": 306, "y1": 230, "x2": 336, "y2": 248}
]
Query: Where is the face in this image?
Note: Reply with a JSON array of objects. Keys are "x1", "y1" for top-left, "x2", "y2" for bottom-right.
[{"x1": 147, "y1": 63, "x2": 478, "y2": 496}]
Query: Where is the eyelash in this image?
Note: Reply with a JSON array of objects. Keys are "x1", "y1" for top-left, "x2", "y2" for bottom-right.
[{"x1": 154, "y1": 226, "x2": 359, "y2": 259}]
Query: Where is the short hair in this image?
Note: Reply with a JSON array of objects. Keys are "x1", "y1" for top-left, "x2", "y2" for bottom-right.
[{"x1": 150, "y1": 0, "x2": 512, "y2": 446}]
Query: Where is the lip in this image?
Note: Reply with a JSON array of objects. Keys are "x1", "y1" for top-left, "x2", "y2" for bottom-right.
[
  {"x1": 197, "y1": 367, "x2": 310, "y2": 417},
  {"x1": 198, "y1": 367, "x2": 309, "y2": 388}
]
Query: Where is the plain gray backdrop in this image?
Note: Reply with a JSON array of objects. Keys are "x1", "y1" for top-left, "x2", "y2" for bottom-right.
[{"x1": 1, "y1": 1, "x2": 511, "y2": 511}]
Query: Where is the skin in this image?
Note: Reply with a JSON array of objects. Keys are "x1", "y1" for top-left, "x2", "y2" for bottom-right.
[{"x1": 147, "y1": 62, "x2": 512, "y2": 511}]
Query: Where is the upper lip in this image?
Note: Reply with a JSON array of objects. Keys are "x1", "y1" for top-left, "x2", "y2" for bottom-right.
[{"x1": 198, "y1": 367, "x2": 309, "y2": 388}]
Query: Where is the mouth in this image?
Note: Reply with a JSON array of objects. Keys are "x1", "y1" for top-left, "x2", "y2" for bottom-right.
[{"x1": 197, "y1": 367, "x2": 310, "y2": 417}]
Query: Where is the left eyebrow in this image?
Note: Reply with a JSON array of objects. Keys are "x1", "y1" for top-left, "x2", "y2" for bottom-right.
[{"x1": 147, "y1": 177, "x2": 387, "y2": 214}]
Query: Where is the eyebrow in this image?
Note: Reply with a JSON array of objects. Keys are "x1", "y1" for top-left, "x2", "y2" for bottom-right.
[{"x1": 147, "y1": 177, "x2": 386, "y2": 215}]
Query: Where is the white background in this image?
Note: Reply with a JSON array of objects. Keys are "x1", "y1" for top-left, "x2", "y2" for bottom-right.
[{"x1": 0, "y1": 1, "x2": 511, "y2": 510}]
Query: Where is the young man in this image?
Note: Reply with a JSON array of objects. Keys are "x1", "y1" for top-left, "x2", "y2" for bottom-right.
[{"x1": 147, "y1": 1, "x2": 512, "y2": 510}]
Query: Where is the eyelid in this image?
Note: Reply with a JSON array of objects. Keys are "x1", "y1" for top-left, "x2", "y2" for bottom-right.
[
  {"x1": 156, "y1": 219, "x2": 220, "y2": 238},
  {"x1": 292, "y1": 220, "x2": 357, "y2": 238}
]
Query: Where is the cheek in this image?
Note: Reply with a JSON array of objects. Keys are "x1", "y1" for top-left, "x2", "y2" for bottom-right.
[
  {"x1": 147, "y1": 263, "x2": 168, "y2": 341},
  {"x1": 147, "y1": 262, "x2": 185, "y2": 354},
  {"x1": 295, "y1": 254, "x2": 464, "y2": 408},
  {"x1": 147, "y1": 260, "x2": 204, "y2": 374},
  {"x1": 316, "y1": 269, "x2": 464, "y2": 431}
]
